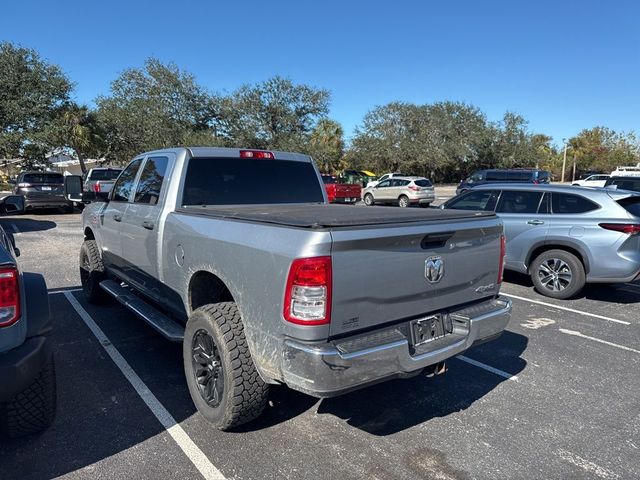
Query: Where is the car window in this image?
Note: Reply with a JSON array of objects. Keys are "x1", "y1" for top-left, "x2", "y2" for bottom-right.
[
  {"x1": 617, "y1": 197, "x2": 640, "y2": 217},
  {"x1": 182, "y1": 157, "x2": 325, "y2": 206},
  {"x1": 504, "y1": 171, "x2": 532, "y2": 182},
  {"x1": 89, "y1": 169, "x2": 122, "y2": 181},
  {"x1": 378, "y1": 174, "x2": 389, "y2": 183},
  {"x1": 446, "y1": 190, "x2": 499, "y2": 211},
  {"x1": 392, "y1": 179, "x2": 409, "y2": 187},
  {"x1": 497, "y1": 190, "x2": 543, "y2": 214},
  {"x1": 111, "y1": 158, "x2": 144, "y2": 202},
  {"x1": 611, "y1": 179, "x2": 640, "y2": 192},
  {"x1": 485, "y1": 171, "x2": 506, "y2": 181},
  {"x1": 377, "y1": 180, "x2": 391, "y2": 188},
  {"x1": 415, "y1": 179, "x2": 432, "y2": 187},
  {"x1": 537, "y1": 171, "x2": 550, "y2": 183},
  {"x1": 322, "y1": 175, "x2": 337, "y2": 184},
  {"x1": 22, "y1": 173, "x2": 64, "y2": 184},
  {"x1": 467, "y1": 172, "x2": 484, "y2": 183},
  {"x1": 134, "y1": 156, "x2": 168, "y2": 205},
  {"x1": 551, "y1": 193, "x2": 599, "y2": 214}
]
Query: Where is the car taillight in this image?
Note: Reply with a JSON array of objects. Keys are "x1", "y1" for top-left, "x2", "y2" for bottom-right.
[
  {"x1": 239, "y1": 150, "x2": 274, "y2": 159},
  {"x1": 283, "y1": 256, "x2": 332, "y2": 325},
  {"x1": 599, "y1": 223, "x2": 640, "y2": 235},
  {"x1": 0, "y1": 267, "x2": 20, "y2": 327},
  {"x1": 408, "y1": 185, "x2": 419, "y2": 191},
  {"x1": 497, "y1": 234, "x2": 506, "y2": 284},
  {"x1": 93, "y1": 182, "x2": 101, "y2": 193}
]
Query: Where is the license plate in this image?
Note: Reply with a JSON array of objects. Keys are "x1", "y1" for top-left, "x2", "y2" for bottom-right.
[
  {"x1": 411, "y1": 314, "x2": 453, "y2": 346},
  {"x1": 41, "y1": 186, "x2": 51, "y2": 191}
]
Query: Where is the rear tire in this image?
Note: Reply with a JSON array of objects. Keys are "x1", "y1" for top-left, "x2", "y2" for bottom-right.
[
  {"x1": 0, "y1": 356, "x2": 57, "y2": 438},
  {"x1": 79, "y1": 240, "x2": 108, "y2": 303},
  {"x1": 530, "y1": 249, "x2": 585, "y2": 299},
  {"x1": 398, "y1": 195, "x2": 410, "y2": 208},
  {"x1": 183, "y1": 302, "x2": 269, "y2": 430},
  {"x1": 364, "y1": 193, "x2": 375, "y2": 206}
]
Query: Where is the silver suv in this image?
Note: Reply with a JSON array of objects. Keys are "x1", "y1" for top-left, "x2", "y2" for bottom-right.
[
  {"x1": 362, "y1": 176, "x2": 435, "y2": 207},
  {"x1": 442, "y1": 184, "x2": 640, "y2": 299}
]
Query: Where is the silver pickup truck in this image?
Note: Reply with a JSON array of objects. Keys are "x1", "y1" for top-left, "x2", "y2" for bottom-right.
[{"x1": 66, "y1": 147, "x2": 511, "y2": 430}]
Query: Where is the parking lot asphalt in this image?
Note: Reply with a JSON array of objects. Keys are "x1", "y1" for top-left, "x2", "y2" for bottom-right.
[{"x1": 1, "y1": 199, "x2": 639, "y2": 480}]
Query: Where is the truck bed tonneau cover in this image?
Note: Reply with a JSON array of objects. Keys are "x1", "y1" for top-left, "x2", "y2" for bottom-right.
[{"x1": 179, "y1": 204, "x2": 494, "y2": 229}]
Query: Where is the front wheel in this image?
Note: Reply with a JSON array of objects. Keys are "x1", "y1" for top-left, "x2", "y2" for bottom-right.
[
  {"x1": 183, "y1": 302, "x2": 269, "y2": 430},
  {"x1": 363, "y1": 193, "x2": 375, "y2": 206},
  {"x1": 398, "y1": 195, "x2": 410, "y2": 208},
  {"x1": 79, "y1": 240, "x2": 108, "y2": 303},
  {"x1": 530, "y1": 249, "x2": 585, "y2": 299}
]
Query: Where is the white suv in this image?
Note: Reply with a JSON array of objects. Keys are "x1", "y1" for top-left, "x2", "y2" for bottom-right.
[
  {"x1": 362, "y1": 176, "x2": 435, "y2": 207},
  {"x1": 572, "y1": 174, "x2": 610, "y2": 188}
]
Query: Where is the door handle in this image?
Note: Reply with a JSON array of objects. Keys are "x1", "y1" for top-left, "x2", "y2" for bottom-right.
[
  {"x1": 527, "y1": 220, "x2": 544, "y2": 225},
  {"x1": 113, "y1": 213, "x2": 122, "y2": 222},
  {"x1": 142, "y1": 221, "x2": 154, "y2": 230}
]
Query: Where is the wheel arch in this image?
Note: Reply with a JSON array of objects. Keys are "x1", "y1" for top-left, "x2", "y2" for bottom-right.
[
  {"x1": 526, "y1": 241, "x2": 591, "y2": 275},
  {"x1": 188, "y1": 270, "x2": 236, "y2": 314}
]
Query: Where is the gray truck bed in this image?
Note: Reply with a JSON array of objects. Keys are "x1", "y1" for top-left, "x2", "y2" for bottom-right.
[{"x1": 179, "y1": 204, "x2": 494, "y2": 229}]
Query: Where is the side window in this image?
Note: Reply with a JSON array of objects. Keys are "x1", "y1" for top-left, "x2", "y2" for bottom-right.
[
  {"x1": 485, "y1": 171, "x2": 505, "y2": 181},
  {"x1": 497, "y1": 190, "x2": 544, "y2": 214},
  {"x1": 377, "y1": 180, "x2": 391, "y2": 188},
  {"x1": 111, "y1": 159, "x2": 144, "y2": 202},
  {"x1": 552, "y1": 193, "x2": 599, "y2": 214},
  {"x1": 447, "y1": 190, "x2": 499, "y2": 211},
  {"x1": 134, "y1": 156, "x2": 169, "y2": 205}
]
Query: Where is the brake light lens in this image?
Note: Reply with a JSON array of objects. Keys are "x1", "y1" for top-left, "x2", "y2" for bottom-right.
[
  {"x1": 0, "y1": 267, "x2": 20, "y2": 327},
  {"x1": 93, "y1": 182, "x2": 101, "y2": 193},
  {"x1": 599, "y1": 223, "x2": 640, "y2": 235},
  {"x1": 408, "y1": 185, "x2": 420, "y2": 191},
  {"x1": 283, "y1": 256, "x2": 332, "y2": 325},
  {"x1": 239, "y1": 150, "x2": 274, "y2": 159},
  {"x1": 497, "y1": 234, "x2": 506, "y2": 284}
]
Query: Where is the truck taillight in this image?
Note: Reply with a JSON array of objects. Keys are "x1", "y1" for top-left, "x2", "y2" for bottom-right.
[
  {"x1": 497, "y1": 234, "x2": 506, "y2": 284},
  {"x1": 239, "y1": 150, "x2": 274, "y2": 159},
  {"x1": 93, "y1": 182, "x2": 101, "y2": 193},
  {"x1": 283, "y1": 256, "x2": 332, "y2": 325},
  {"x1": 0, "y1": 267, "x2": 20, "y2": 327}
]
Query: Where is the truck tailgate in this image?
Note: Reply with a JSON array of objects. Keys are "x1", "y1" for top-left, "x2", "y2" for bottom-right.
[{"x1": 329, "y1": 218, "x2": 503, "y2": 336}]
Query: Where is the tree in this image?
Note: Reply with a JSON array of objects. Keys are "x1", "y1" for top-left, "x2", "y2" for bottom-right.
[
  {"x1": 0, "y1": 42, "x2": 72, "y2": 160},
  {"x1": 309, "y1": 119, "x2": 345, "y2": 173},
  {"x1": 222, "y1": 76, "x2": 330, "y2": 151},
  {"x1": 95, "y1": 58, "x2": 220, "y2": 164},
  {"x1": 568, "y1": 127, "x2": 640, "y2": 174},
  {"x1": 50, "y1": 104, "x2": 104, "y2": 174}
]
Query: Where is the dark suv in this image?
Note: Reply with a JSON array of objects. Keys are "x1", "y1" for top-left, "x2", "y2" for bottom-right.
[
  {"x1": 456, "y1": 169, "x2": 550, "y2": 195},
  {"x1": 604, "y1": 176, "x2": 640, "y2": 193},
  {"x1": 0, "y1": 196, "x2": 55, "y2": 437},
  {"x1": 14, "y1": 171, "x2": 74, "y2": 212}
]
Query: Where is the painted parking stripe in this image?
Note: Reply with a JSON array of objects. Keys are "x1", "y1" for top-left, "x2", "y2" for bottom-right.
[
  {"x1": 559, "y1": 328, "x2": 640, "y2": 355},
  {"x1": 456, "y1": 355, "x2": 519, "y2": 381},
  {"x1": 63, "y1": 292, "x2": 225, "y2": 480},
  {"x1": 502, "y1": 293, "x2": 630, "y2": 325}
]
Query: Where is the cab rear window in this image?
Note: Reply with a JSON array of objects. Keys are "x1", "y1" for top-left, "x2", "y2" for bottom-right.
[{"x1": 182, "y1": 157, "x2": 325, "y2": 206}]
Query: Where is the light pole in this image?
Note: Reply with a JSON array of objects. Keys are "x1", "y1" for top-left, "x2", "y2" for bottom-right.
[{"x1": 561, "y1": 139, "x2": 568, "y2": 183}]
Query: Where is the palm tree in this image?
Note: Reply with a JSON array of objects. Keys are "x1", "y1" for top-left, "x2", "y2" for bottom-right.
[
  {"x1": 310, "y1": 119, "x2": 345, "y2": 173},
  {"x1": 59, "y1": 104, "x2": 103, "y2": 174}
]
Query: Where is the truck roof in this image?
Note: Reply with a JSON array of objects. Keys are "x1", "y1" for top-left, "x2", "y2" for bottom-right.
[{"x1": 138, "y1": 147, "x2": 313, "y2": 163}]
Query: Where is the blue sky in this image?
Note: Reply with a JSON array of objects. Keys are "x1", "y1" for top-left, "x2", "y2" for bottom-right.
[{"x1": 2, "y1": 0, "x2": 638, "y2": 146}]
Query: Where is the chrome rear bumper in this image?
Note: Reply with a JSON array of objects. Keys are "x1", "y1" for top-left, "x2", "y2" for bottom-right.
[{"x1": 281, "y1": 296, "x2": 511, "y2": 397}]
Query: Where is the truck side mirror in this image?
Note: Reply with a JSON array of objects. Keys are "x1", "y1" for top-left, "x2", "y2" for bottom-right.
[
  {"x1": 1, "y1": 195, "x2": 25, "y2": 215},
  {"x1": 64, "y1": 175, "x2": 84, "y2": 203}
]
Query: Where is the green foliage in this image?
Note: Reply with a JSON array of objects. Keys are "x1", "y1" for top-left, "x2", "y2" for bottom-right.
[
  {"x1": 0, "y1": 42, "x2": 72, "y2": 159},
  {"x1": 221, "y1": 76, "x2": 330, "y2": 151},
  {"x1": 95, "y1": 58, "x2": 220, "y2": 164},
  {"x1": 568, "y1": 127, "x2": 640, "y2": 173},
  {"x1": 309, "y1": 119, "x2": 345, "y2": 173}
]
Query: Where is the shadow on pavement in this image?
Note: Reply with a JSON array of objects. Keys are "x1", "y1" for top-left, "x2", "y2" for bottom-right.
[
  {"x1": 0, "y1": 217, "x2": 57, "y2": 233},
  {"x1": 504, "y1": 271, "x2": 640, "y2": 304}
]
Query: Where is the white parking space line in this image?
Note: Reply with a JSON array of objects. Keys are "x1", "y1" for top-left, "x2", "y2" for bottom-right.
[
  {"x1": 502, "y1": 293, "x2": 630, "y2": 325},
  {"x1": 559, "y1": 328, "x2": 640, "y2": 355},
  {"x1": 63, "y1": 292, "x2": 225, "y2": 480},
  {"x1": 48, "y1": 288, "x2": 83, "y2": 295},
  {"x1": 456, "y1": 355, "x2": 519, "y2": 381},
  {"x1": 556, "y1": 449, "x2": 620, "y2": 479}
]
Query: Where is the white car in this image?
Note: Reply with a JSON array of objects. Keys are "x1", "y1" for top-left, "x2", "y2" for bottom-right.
[
  {"x1": 611, "y1": 166, "x2": 640, "y2": 177},
  {"x1": 365, "y1": 172, "x2": 404, "y2": 189},
  {"x1": 572, "y1": 174, "x2": 610, "y2": 188}
]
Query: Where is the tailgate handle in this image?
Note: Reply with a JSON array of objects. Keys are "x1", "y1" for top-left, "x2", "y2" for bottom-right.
[{"x1": 421, "y1": 232, "x2": 454, "y2": 250}]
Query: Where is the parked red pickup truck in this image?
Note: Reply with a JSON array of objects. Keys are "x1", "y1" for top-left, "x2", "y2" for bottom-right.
[{"x1": 321, "y1": 175, "x2": 362, "y2": 204}]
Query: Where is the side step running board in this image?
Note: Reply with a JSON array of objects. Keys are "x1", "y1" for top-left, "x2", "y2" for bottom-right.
[{"x1": 99, "y1": 279, "x2": 184, "y2": 342}]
